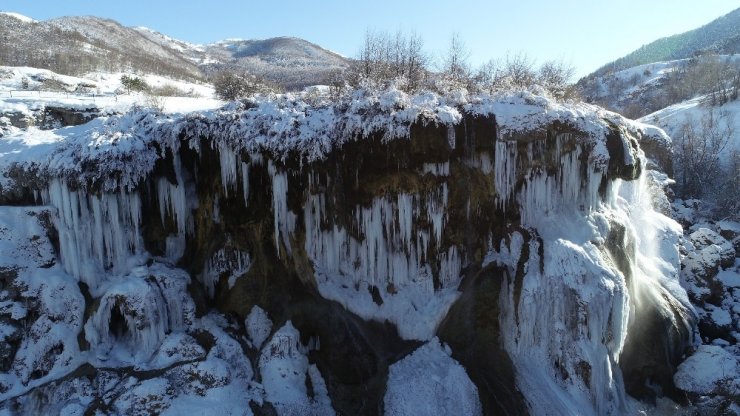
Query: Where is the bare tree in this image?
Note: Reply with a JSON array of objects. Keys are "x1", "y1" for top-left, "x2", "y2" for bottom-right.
[
  {"x1": 674, "y1": 109, "x2": 735, "y2": 200},
  {"x1": 503, "y1": 53, "x2": 537, "y2": 89},
  {"x1": 538, "y1": 60, "x2": 577, "y2": 100},
  {"x1": 348, "y1": 29, "x2": 429, "y2": 92},
  {"x1": 441, "y1": 33, "x2": 471, "y2": 86},
  {"x1": 212, "y1": 70, "x2": 272, "y2": 101}
]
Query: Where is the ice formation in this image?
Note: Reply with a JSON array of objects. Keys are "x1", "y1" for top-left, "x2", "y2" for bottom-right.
[
  {"x1": 303, "y1": 179, "x2": 460, "y2": 340},
  {"x1": 84, "y1": 264, "x2": 194, "y2": 362},
  {"x1": 0, "y1": 89, "x2": 707, "y2": 414},
  {"x1": 42, "y1": 178, "x2": 143, "y2": 286},
  {"x1": 488, "y1": 137, "x2": 692, "y2": 414},
  {"x1": 156, "y1": 154, "x2": 193, "y2": 238},
  {"x1": 269, "y1": 161, "x2": 296, "y2": 257},
  {"x1": 200, "y1": 246, "x2": 252, "y2": 297}
]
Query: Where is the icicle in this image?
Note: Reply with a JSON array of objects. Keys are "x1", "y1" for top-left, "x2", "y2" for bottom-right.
[
  {"x1": 200, "y1": 247, "x2": 252, "y2": 298},
  {"x1": 241, "y1": 161, "x2": 250, "y2": 206},
  {"x1": 446, "y1": 126, "x2": 456, "y2": 149},
  {"x1": 269, "y1": 161, "x2": 296, "y2": 257},
  {"x1": 218, "y1": 142, "x2": 239, "y2": 197},
  {"x1": 494, "y1": 140, "x2": 518, "y2": 209},
  {"x1": 422, "y1": 162, "x2": 450, "y2": 177},
  {"x1": 42, "y1": 178, "x2": 143, "y2": 287},
  {"x1": 302, "y1": 173, "x2": 465, "y2": 340},
  {"x1": 156, "y1": 154, "x2": 188, "y2": 235},
  {"x1": 427, "y1": 183, "x2": 448, "y2": 248}
]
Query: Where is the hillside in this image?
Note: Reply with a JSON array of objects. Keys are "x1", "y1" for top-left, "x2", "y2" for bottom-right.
[
  {"x1": 202, "y1": 37, "x2": 349, "y2": 90},
  {"x1": 579, "y1": 55, "x2": 740, "y2": 118},
  {"x1": 0, "y1": 12, "x2": 350, "y2": 90},
  {"x1": 0, "y1": 13, "x2": 203, "y2": 81},
  {"x1": 590, "y1": 7, "x2": 740, "y2": 77}
]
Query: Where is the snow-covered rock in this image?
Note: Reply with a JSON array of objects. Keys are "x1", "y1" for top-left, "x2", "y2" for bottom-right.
[
  {"x1": 384, "y1": 338, "x2": 482, "y2": 416},
  {"x1": 681, "y1": 227, "x2": 736, "y2": 304},
  {"x1": 259, "y1": 321, "x2": 335, "y2": 415},
  {"x1": 245, "y1": 306, "x2": 272, "y2": 349},
  {"x1": 674, "y1": 345, "x2": 739, "y2": 395}
]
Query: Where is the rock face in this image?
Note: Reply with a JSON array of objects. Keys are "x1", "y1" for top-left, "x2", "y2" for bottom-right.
[
  {"x1": 1, "y1": 105, "x2": 100, "y2": 132},
  {"x1": 0, "y1": 91, "x2": 696, "y2": 414}
]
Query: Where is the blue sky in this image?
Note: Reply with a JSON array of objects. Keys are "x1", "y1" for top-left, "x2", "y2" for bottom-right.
[{"x1": 1, "y1": 1, "x2": 737, "y2": 78}]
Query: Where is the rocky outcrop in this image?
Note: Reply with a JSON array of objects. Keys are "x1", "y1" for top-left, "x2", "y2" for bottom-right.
[
  {"x1": 0, "y1": 91, "x2": 696, "y2": 414},
  {"x1": 1, "y1": 105, "x2": 100, "y2": 132}
]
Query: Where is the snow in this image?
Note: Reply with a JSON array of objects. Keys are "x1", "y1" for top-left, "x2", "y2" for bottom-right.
[
  {"x1": 0, "y1": 12, "x2": 35, "y2": 23},
  {"x1": 717, "y1": 264, "x2": 740, "y2": 288},
  {"x1": 640, "y1": 93, "x2": 740, "y2": 164},
  {"x1": 674, "y1": 345, "x2": 739, "y2": 395},
  {"x1": 147, "y1": 332, "x2": 206, "y2": 370},
  {"x1": 258, "y1": 321, "x2": 335, "y2": 415},
  {"x1": 384, "y1": 338, "x2": 482, "y2": 416},
  {"x1": 245, "y1": 306, "x2": 272, "y2": 349},
  {"x1": 2, "y1": 88, "x2": 662, "y2": 197},
  {"x1": 0, "y1": 206, "x2": 88, "y2": 401}
]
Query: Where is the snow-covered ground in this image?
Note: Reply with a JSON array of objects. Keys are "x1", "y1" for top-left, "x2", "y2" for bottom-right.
[
  {"x1": 0, "y1": 11, "x2": 35, "y2": 23},
  {"x1": 581, "y1": 55, "x2": 740, "y2": 119},
  {"x1": 0, "y1": 66, "x2": 222, "y2": 116},
  {"x1": 640, "y1": 94, "x2": 740, "y2": 163}
]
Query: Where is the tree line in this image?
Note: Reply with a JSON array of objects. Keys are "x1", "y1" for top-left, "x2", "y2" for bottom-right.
[{"x1": 212, "y1": 30, "x2": 578, "y2": 102}]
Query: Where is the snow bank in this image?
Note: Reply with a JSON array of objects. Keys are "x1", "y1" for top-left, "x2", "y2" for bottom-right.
[{"x1": 384, "y1": 338, "x2": 482, "y2": 416}]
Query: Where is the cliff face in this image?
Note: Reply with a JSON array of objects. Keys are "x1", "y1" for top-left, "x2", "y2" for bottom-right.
[{"x1": 0, "y1": 91, "x2": 694, "y2": 414}]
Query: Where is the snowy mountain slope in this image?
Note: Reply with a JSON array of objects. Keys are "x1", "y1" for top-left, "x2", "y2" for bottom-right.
[
  {"x1": 640, "y1": 93, "x2": 740, "y2": 164},
  {"x1": 0, "y1": 66, "x2": 221, "y2": 137},
  {"x1": 0, "y1": 12, "x2": 350, "y2": 90},
  {"x1": 0, "y1": 14, "x2": 203, "y2": 82},
  {"x1": 578, "y1": 54, "x2": 740, "y2": 118},
  {"x1": 589, "y1": 7, "x2": 740, "y2": 76},
  {"x1": 132, "y1": 26, "x2": 206, "y2": 60}
]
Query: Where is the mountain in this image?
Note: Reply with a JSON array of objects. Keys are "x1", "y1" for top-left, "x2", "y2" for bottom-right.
[
  {"x1": 0, "y1": 12, "x2": 350, "y2": 90},
  {"x1": 201, "y1": 37, "x2": 349, "y2": 90},
  {"x1": 590, "y1": 7, "x2": 740, "y2": 77},
  {"x1": 0, "y1": 13, "x2": 203, "y2": 81}
]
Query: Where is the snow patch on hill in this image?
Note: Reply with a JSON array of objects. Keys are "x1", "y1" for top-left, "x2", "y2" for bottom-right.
[
  {"x1": 0, "y1": 12, "x2": 35, "y2": 23},
  {"x1": 640, "y1": 94, "x2": 740, "y2": 163}
]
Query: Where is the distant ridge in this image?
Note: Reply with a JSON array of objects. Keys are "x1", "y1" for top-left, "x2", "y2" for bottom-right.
[
  {"x1": 588, "y1": 7, "x2": 740, "y2": 77},
  {"x1": 0, "y1": 13, "x2": 350, "y2": 90}
]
